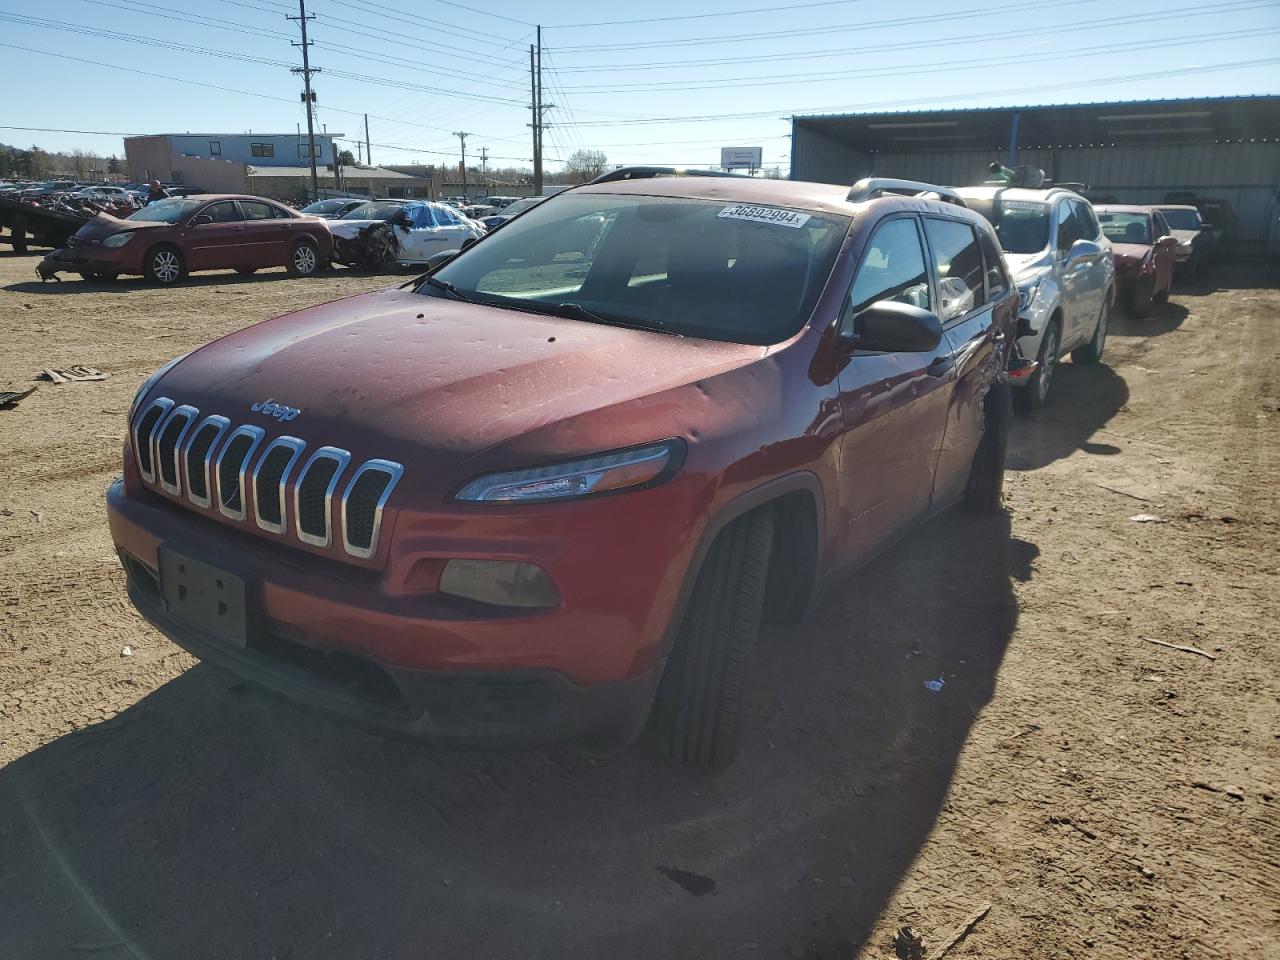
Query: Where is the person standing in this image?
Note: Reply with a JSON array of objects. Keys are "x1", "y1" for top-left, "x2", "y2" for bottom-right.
[{"x1": 146, "y1": 180, "x2": 170, "y2": 204}]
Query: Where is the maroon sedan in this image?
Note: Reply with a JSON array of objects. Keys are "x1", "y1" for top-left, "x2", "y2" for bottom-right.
[
  {"x1": 1095, "y1": 205, "x2": 1176, "y2": 317},
  {"x1": 48, "y1": 195, "x2": 333, "y2": 285}
]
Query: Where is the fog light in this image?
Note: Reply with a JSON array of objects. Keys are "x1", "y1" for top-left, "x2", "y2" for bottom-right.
[{"x1": 439, "y1": 560, "x2": 561, "y2": 609}]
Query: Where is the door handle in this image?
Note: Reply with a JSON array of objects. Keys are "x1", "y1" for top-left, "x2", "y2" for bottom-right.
[{"x1": 925, "y1": 355, "x2": 954, "y2": 378}]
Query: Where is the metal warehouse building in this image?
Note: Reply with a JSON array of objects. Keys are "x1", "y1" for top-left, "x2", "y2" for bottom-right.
[{"x1": 790, "y1": 96, "x2": 1280, "y2": 246}]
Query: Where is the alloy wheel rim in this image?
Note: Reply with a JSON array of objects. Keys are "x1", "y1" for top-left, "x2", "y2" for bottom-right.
[
  {"x1": 295, "y1": 246, "x2": 316, "y2": 273},
  {"x1": 1039, "y1": 329, "x2": 1057, "y2": 401},
  {"x1": 1096, "y1": 303, "x2": 1108, "y2": 355},
  {"x1": 155, "y1": 252, "x2": 179, "y2": 282}
]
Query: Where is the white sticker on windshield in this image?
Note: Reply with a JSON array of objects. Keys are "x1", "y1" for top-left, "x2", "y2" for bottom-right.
[
  {"x1": 718, "y1": 203, "x2": 811, "y2": 228},
  {"x1": 1002, "y1": 200, "x2": 1048, "y2": 211}
]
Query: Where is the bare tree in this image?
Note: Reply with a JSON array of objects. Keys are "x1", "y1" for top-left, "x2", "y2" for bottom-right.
[{"x1": 564, "y1": 149, "x2": 609, "y2": 182}]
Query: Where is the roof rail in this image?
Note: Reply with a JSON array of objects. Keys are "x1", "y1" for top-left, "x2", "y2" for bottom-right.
[
  {"x1": 848, "y1": 177, "x2": 966, "y2": 207},
  {"x1": 589, "y1": 165, "x2": 748, "y2": 184}
]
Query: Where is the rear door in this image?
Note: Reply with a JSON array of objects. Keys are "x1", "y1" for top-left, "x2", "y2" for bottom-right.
[
  {"x1": 835, "y1": 215, "x2": 953, "y2": 564},
  {"x1": 184, "y1": 200, "x2": 245, "y2": 271},
  {"x1": 1071, "y1": 200, "x2": 1107, "y2": 333},
  {"x1": 238, "y1": 199, "x2": 291, "y2": 265},
  {"x1": 922, "y1": 216, "x2": 1006, "y2": 506}
]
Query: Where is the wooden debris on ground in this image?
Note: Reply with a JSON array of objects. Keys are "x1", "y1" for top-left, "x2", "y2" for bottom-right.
[
  {"x1": 0, "y1": 385, "x2": 37, "y2": 408},
  {"x1": 1142, "y1": 637, "x2": 1217, "y2": 660},
  {"x1": 38, "y1": 365, "x2": 109, "y2": 383}
]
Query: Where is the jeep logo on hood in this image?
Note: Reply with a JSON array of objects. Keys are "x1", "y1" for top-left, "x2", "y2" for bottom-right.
[{"x1": 250, "y1": 399, "x2": 301, "y2": 422}]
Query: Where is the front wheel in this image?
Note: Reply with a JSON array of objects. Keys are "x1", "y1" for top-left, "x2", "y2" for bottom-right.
[
  {"x1": 286, "y1": 239, "x2": 320, "y2": 277},
  {"x1": 1015, "y1": 320, "x2": 1059, "y2": 413},
  {"x1": 1072, "y1": 297, "x2": 1108, "y2": 365},
  {"x1": 144, "y1": 246, "x2": 185, "y2": 285},
  {"x1": 964, "y1": 382, "x2": 1012, "y2": 514},
  {"x1": 648, "y1": 509, "x2": 775, "y2": 771}
]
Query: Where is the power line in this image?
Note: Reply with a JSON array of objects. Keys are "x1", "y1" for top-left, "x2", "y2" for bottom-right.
[
  {"x1": 547, "y1": 0, "x2": 871, "y2": 28},
  {"x1": 287, "y1": 0, "x2": 320, "y2": 200}
]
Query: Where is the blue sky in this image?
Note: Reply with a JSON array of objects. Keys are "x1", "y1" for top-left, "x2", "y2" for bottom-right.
[{"x1": 3, "y1": 0, "x2": 1279, "y2": 175}]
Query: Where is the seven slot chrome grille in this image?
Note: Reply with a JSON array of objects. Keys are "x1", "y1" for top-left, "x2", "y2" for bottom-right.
[{"x1": 133, "y1": 397, "x2": 403, "y2": 558}]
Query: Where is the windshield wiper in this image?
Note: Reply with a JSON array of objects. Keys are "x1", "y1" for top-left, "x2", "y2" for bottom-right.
[
  {"x1": 421, "y1": 275, "x2": 474, "y2": 302},
  {"x1": 551, "y1": 301, "x2": 664, "y2": 333}
]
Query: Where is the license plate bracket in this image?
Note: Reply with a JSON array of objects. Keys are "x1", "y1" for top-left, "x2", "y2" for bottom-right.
[{"x1": 158, "y1": 546, "x2": 248, "y2": 648}]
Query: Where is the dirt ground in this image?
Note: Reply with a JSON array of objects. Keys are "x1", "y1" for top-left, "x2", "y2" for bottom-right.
[{"x1": 0, "y1": 253, "x2": 1276, "y2": 960}]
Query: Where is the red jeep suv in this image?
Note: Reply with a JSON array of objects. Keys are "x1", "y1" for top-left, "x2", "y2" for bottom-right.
[{"x1": 108, "y1": 170, "x2": 1017, "y2": 769}]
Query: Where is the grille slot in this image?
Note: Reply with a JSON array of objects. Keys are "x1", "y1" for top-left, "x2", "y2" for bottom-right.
[
  {"x1": 214, "y1": 425, "x2": 265, "y2": 520},
  {"x1": 183, "y1": 415, "x2": 229, "y2": 508},
  {"x1": 252, "y1": 437, "x2": 306, "y2": 534},
  {"x1": 341, "y1": 459, "x2": 404, "y2": 558},
  {"x1": 294, "y1": 447, "x2": 350, "y2": 547},
  {"x1": 132, "y1": 397, "x2": 173, "y2": 482},
  {"x1": 155, "y1": 405, "x2": 197, "y2": 494}
]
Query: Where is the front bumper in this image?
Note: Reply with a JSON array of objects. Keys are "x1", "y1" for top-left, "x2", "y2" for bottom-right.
[{"x1": 38, "y1": 243, "x2": 138, "y2": 279}]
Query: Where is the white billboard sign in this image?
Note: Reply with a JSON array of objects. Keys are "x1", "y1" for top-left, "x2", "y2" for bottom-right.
[{"x1": 720, "y1": 147, "x2": 763, "y2": 170}]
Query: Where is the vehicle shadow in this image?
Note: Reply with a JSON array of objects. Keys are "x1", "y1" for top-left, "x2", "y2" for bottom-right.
[
  {"x1": 2, "y1": 268, "x2": 312, "y2": 295},
  {"x1": 1111, "y1": 299, "x2": 1189, "y2": 337},
  {"x1": 1007, "y1": 364, "x2": 1130, "y2": 471},
  {"x1": 0, "y1": 511, "x2": 1028, "y2": 960}
]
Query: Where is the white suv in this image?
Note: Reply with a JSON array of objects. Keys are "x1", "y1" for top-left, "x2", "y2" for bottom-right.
[{"x1": 956, "y1": 185, "x2": 1115, "y2": 410}]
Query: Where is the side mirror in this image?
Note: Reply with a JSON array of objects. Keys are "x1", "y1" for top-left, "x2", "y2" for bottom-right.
[
  {"x1": 1068, "y1": 238, "x2": 1101, "y2": 262},
  {"x1": 460, "y1": 235, "x2": 478, "y2": 250},
  {"x1": 189, "y1": 214, "x2": 213, "y2": 226},
  {"x1": 1199, "y1": 222, "x2": 1214, "y2": 232},
  {"x1": 424, "y1": 250, "x2": 459, "y2": 272},
  {"x1": 839, "y1": 300, "x2": 943, "y2": 353}
]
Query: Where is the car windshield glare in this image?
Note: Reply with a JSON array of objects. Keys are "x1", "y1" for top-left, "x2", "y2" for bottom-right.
[
  {"x1": 421, "y1": 193, "x2": 850, "y2": 345},
  {"x1": 342, "y1": 201, "x2": 405, "y2": 221},
  {"x1": 1160, "y1": 208, "x2": 1201, "y2": 230},
  {"x1": 1098, "y1": 212, "x2": 1151, "y2": 244},
  {"x1": 126, "y1": 198, "x2": 203, "y2": 224},
  {"x1": 301, "y1": 198, "x2": 347, "y2": 215},
  {"x1": 992, "y1": 200, "x2": 1050, "y2": 254}
]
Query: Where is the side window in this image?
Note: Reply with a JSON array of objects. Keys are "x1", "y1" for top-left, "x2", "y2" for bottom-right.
[
  {"x1": 436, "y1": 205, "x2": 460, "y2": 225},
  {"x1": 240, "y1": 201, "x2": 275, "y2": 221},
  {"x1": 1153, "y1": 211, "x2": 1169, "y2": 239},
  {"x1": 846, "y1": 218, "x2": 931, "y2": 317},
  {"x1": 1073, "y1": 200, "x2": 1099, "y2": 241},
  {"x1": 977, "y1": 228, "x2": 1009, "y2": 299},
  {"x1": 1055, "y1": 201, "x2": 1081, "y2": 257},
  {"x1": 202, "y1": 201, "x2": 242, "y2": 223},
  {"x1": 271, "y1": 204, "x2": 294, "y2": 219},
  {"x1": 923, "y1": 217, "x2": 985, "y2": 321}
]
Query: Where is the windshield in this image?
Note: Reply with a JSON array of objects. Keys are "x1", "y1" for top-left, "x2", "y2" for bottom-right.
[
  {"x1": 301, "y1": 198, "x2": 351, "y2": 215},
  {"x1": 342, "y1": 201, "x2": 405, "y2": 221},
  {"x1": 990, "y1": 200, "x2": 1051, "y2": 254},
  {"x1": 502, "y1": 197, "x2": 541, "y2": 216},
  {"x1": 1097, "y1": 211, "x2": 1151, "y2": 244},
  {"x1": 126, "y1": 198, "x2": 202, "y2": 224},
  {"x1": 423, "y1": 193, "x2": 849, "y2": 345},
  {"x1": 1159, "y1": 208, "x2": 1201, "y2": 230}
]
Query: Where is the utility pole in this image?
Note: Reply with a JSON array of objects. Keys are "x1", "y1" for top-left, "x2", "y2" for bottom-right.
[
  {"x1": 288, "y1": 0, "x2": 319, "y2": 201},
  {"x1": 356, "y1": 141, "x2": 363, "y2": 165},
  {"x1": 530, "y1": 42, "x2": 541, "y2": 195},
  {"x1": 364, "y1": 113, "x2": 372, "y2": 167},
  {"x1": 454, "y1": 131, "x2": 469, "y2": 199},
  {"x1": 480, "y1": 146, "x2": 488, "y2": 187}
]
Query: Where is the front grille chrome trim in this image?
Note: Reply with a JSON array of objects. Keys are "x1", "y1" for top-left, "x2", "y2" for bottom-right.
[
  {"x1": 214, "y1": 424, "x2": 266, "y2": 521},
  {"x1": 154, "y1": 404, "x2": 199, "y2": 496},
  {"x1": 252, "y1": 436, "x2": 306, "y2": 535},
  {"x1": 181, "y1": 414, "x2": 231, "y2": 509},
  {"x1": 132, "y1": 396, "x2": 174, "y2": 484},
  {"x1": 293, "y1": 446, "x2": 351, "y2": 548},
  {"x1": 340, "y1": 459, "x2": 404, "y2": 559}
]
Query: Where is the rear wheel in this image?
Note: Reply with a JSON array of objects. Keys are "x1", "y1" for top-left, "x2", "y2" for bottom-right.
[
  {"x1": 1072, "y1": 297, "x2": 1108, "y2": 365},
  {"x1": 144, "y1": 246, "x2": 185, "y2": 285},
  {"x1": 1015, "y1": 318, "x2": 1059, "y2": 413},
  {"x1": 964, "y1": 382, "x2": 1012, "y2": 513},
  {"x1": 648, "y1": 509, "x2": 775, "y2": 771},
  {"x1": 286, "y1": 239, "x2": 319, "y2": 277}
]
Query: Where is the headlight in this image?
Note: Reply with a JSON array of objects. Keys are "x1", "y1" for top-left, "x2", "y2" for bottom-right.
[
  {"x1": 454, "y1": 439, "x2": 685, "y2": 503},
  {"x1": 128, "y1": 353, "x2": 188, "y2": 421},
  {"x1": 1016, "y1": 277, "x2": 1043, "y2": 312},
  {"x1": 102, "y1": 232, "x2": 135, "y2": 248}
]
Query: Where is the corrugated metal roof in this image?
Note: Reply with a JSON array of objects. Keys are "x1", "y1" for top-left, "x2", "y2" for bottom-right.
[
  {"x1": 247, "y1": 165, "x2": 416, "y2": 179},
  {"x1": 790, "y1": 95, "x2": 1280, "y2": 122}
]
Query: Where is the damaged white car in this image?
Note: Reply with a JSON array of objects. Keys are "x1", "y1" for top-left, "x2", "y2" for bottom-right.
[{"x1": 329, "y1": 199, "x2": 485, "y2": 270}]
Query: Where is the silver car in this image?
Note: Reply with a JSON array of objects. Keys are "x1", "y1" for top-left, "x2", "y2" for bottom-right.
[{"x1": 956, "y1": 186, "x2": 1115, "y2": 410}]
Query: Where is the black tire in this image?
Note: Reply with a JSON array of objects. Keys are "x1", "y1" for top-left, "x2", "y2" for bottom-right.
[
  {"x1": 1072, "y1": 296, "x2": 1108, "y2": 365},
  {"x1": 964, "y1": 382, "x2": 1012, "y2": 513},
  {"x1": 648, "y1": 509, "x2": 775, "y2": 771},
  {"x1": 1152, "y1": 281, "x2": 1170, "y2": 304},
  {"x1": 1128, "y1": 278, "x2": 1153, "y2": 318},
  {"x1": 1015, "y1": 317, "x2": 1060, "y2": 413},
  {"x1": 144, "y1": 245, "x2": 186, "y2": 285},
  {"x1": 79, "y1": 271, "x2": 119, "y2": 282},
  {"x1": 286, "y1": 239, "x2": 320, "y2": 277},
  {"x1": 235, "y1": 266, "x2": 258, "y2": 276}
]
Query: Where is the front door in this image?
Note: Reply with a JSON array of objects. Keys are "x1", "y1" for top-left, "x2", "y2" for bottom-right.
[
  {"x1": 1151, "y1": 209, "x2": 1177, "y2": 294},
  {"x1": 185, "y1": 200, "x2": 245, "y2": 271},
  {"x1": 1053, "y1": 199, "x2": 1086, "y2": 345},
  {"x1": 836, "y1": 215, "x2": 954, "y2": 566}
]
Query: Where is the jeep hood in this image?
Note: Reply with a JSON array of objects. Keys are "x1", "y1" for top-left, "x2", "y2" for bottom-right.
[{"x1": 154, "y1": 286, "x2": 763, "y2": 470}]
